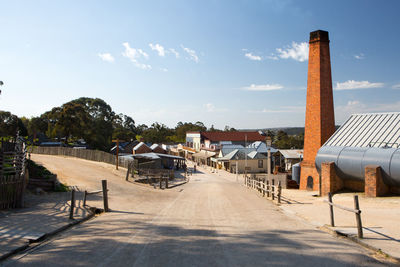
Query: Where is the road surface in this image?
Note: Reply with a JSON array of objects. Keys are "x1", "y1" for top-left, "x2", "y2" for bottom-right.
[{"x1": 2, "y1": 155, "x2": 391, "y2": 266}]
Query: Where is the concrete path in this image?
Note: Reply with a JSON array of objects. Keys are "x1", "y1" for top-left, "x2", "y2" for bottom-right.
[
  {"x1": 0, "y1": 192, "x2": 89, "y2": 260},
  {"x1": 1, "y1": 155, "x2": 394, "y2": 266},
  {"x1": 279, "y1": 188, "x2": 400, "y2": 260}
]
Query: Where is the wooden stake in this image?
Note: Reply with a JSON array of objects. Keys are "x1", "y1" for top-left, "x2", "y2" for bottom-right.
[
  {"x1": 102, "y1": 180, "x2": 109, "y2": 212},
  {"x1": 69, "y1": 189, "x2": 75, "y2": 219}
]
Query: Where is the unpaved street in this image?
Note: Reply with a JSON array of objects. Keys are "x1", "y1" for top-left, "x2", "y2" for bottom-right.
[{"x1": 2, "y1": 155, "x2": 390, "y2": 266}]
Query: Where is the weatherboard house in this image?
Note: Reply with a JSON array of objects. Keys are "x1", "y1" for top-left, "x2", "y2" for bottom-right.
[{"x1": 186, "y1": 131, "x2": 265, "y2": 152}]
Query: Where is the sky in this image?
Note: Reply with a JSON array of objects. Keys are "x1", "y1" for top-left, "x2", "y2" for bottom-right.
[{"x1": 0, "y1": 0, "x2": 399, "y2": 129}]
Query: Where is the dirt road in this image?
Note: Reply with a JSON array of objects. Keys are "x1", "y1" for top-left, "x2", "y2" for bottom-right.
[{"x1": 2, "y1": 155, "x2": 391, "y2": 266}]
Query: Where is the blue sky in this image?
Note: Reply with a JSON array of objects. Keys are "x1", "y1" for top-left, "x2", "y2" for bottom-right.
[{"x1": 0, "y1": 0, "x2": 399, "y2": 129}]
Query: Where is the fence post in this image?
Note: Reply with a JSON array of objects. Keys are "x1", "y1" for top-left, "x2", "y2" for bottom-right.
[
  {"x1": 263, "y1": 179, "x2": 266, "y2": 197},
  {"x1": 83, "y1": 190, "x2": 87, "y2": 206},
  {"x1": 328, "y1": 192, "x2": 335, "y2": 227},
  {"x1": 126, "y1": 164, "x2": 131, "y2": 181},
  {"x1": 354, "y1": 195, "x2": 363, "y2": 238},
  {"x1": 160, "y1": 177, "x2": 163, "y2": 189},
  {"x1": 271, "y1": 179, "x2": 275, "y2": 200},
  {"x1": 102, "y1": 180, "x2": 109, "y2": 212},
  {"x1": 165, "y1": 177, "x2": 169, "y2": 189},
  {"x1": 266, "y1": 180, "x2": 270, "y2": 197},
  {"x1": 69, "y1": 189, "x2": 75, "y2": 219},
  {"x1": 277, "y1": 181, "x2": 282, "y2": 203}
]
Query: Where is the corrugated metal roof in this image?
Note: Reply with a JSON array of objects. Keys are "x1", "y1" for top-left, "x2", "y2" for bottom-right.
[
  {"x1": 201, "y1": 131, "x2": 265, "y2": 142},
  {"x1": 279, "y1": 149, "x2": 303, "y2": 159},
  {"x1": 324, "y1": 112, "x2": 400, "y2": 148},
  {"x1": 150, "y1": 144, "x2": 159, "y2": 150},
  {"x1": 247, "y1": 141, "x2": 278, "y2": 153},
  {"x1": 247, "y1": 151, "x2": 267, "y2": 159},
  {"x1": 220, "y1": 145, "x2": 245, "y2": 156}
]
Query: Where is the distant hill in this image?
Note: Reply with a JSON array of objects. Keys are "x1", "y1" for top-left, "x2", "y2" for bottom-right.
[{"x1": 240, "y1": 126, "x2": 340, "y2": 136}]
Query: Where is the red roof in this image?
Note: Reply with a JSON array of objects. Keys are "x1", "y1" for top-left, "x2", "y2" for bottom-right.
[{"x1": 200, "y1": 131, "x2": 265, "y2": 142}]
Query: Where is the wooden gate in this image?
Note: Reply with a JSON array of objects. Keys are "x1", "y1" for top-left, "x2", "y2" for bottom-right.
[{"x1": 0, "y1": 140, "x2": 27, "y2": 209}]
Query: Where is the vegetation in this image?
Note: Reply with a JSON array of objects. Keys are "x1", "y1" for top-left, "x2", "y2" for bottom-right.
[{"x1": 1, "y1": 97, "x2": 304, "y2": 150}]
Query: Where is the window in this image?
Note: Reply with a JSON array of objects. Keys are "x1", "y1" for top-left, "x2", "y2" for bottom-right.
[{"x1": 258, "y1": 160, "x2": 263, "y2": 168}]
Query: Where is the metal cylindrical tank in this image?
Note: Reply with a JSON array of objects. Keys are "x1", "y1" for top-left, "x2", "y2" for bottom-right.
[
  {"x1": 315, "y1": 146, "x2": 400, "y2": 186},
  {"x1": 292, "y1": 163, "x2": 300, "y2": 184}
]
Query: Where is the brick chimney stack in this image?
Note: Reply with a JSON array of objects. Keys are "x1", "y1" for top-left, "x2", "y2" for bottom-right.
[{"x1": 300, "y1": 30, "x2": 335, "y2": 191}]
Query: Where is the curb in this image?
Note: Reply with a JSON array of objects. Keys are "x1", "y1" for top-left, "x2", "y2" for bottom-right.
[
  {"x1": 319, "y1": 225, "x2": 400, "y2": 264},
  {"x1": 0, "y1": 208, "x2": 98, "y2": 263},
  {"x1": 278, "y1": 205, "x2": 400, "y2": 265}
]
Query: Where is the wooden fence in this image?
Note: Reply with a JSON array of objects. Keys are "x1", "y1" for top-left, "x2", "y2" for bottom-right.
[
  {"x1": 324, "y1": 192, "x2": 363, "y2": 238},
  {"x1": 0, "y1": 140, "x2": 27, "y2": 209},
  {"x1": 30, "y1": 146, "x2": 133, "y2": 169},
  {"x1": 245, "y1": 174, "x2": 282, "y2": 203}
]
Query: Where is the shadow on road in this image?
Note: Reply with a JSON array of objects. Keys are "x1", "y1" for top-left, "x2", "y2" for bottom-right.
[{"x1": 4, "y1": 216, "x2": 391, "y2": 267}]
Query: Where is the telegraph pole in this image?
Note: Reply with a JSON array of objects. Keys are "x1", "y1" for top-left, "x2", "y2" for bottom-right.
[{"x1": 112, "y1": 139, "x2": 125, "y2": 170}]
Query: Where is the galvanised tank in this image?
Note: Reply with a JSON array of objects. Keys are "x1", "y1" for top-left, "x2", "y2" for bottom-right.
[
  {"x1": 315, "y1": 146, "x2": 400, "y2": 187},
  {"x1": 291, "y1": 163, "x2": 301, "y2": 184}
]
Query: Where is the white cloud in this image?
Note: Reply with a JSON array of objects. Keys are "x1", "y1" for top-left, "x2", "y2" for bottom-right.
[
  {"x1": 274, "y1": 42, "x2": 309, "y2": 62},
  {"x1": 169, "y1": 48, "x2": 180, "y2": 58},
  {"x1": 334, "y1": 80, "x2": 384, "y2": 90},
  {"x1": 354, "y1": 53, "x2": 365, "y2": 60},
  {"x1": 160, "y1": 68, "x2": 168, "y2": 72},
  {"x1": 243, "y1": 84, "x2": 283, "y2": 91},
  {"x1": 245, "y1": 53, "x2": 262, "y2": 61},
  {"x1": 336, "y1": 100, "x2": 400, "y2": 123},
  {"x1": 205, "y1": 103, "x2": 215, "y2": 112},
  {"x1": 181, "y1": 45, "x2": 199, "y2": 63},
  {"x1": 249, "y1": 105, "x2": 305, "y2": 114},
  {"x1": 267, "y1": 54, "x2": 279, "y2": 60},
  {"x1": 122, "y1": 42, "x2": 151, "y2": 70},
  {"x1": 98, "y1": 53, "x2": 115, "y2": 63},
  {"x1": 392, "y1": 83, "x2": 400, "y2": 89},
  {"x1": 149, "y1": 43, "x2": 166, "y2": 57}
]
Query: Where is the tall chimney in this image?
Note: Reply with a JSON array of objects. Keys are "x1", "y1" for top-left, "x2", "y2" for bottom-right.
[{"x1": 300, "y1": 30, "x2": 335, "y2": 191}]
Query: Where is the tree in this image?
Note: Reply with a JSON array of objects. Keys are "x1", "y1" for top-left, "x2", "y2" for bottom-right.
[
  {"x1": 112, "y1": 114, "x2": 136, "y2": 140},
  {"x1": 0, "y1": 111, "x2": 27, "y2": 137},
  {"x1": 142, "y1": 122, "x2": 174, "y2": 143}
]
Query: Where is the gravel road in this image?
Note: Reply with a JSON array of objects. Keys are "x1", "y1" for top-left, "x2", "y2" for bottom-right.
[{"x1": 2, "y1": 155, "x2": 392, "y2": 266}]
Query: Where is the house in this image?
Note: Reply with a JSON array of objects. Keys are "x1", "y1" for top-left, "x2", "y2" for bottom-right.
[
  {"x1": 150, "y1": 144, "x2": 166, "y2": 154},
  {"x1": 217, "y1": 149, "x2": 267, "y2": 173},
  {"x1": 133, "y1": 142, "x2": 152, "y2": 155},
  {"x1": 247, "y1": 141, "x2": 279, "y2": 169},
  {"x1": 110, "y1": 140, "x2": 139, "y2": 155},
  {"x1": 277, "y1": 149, "x2": 303, "y2": 172},
  {"x1": 122, "y1": 153, "x2": 186, "y2": 170},
  {"x1": 186, "y1": 131, "x2": 265, "y2": 152}
]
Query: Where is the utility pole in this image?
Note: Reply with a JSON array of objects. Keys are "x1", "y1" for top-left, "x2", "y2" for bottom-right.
[
  {"x1": 245, "y1": 134, "x2": 248, "y2": 176},
  {"x1": 112, "y1": 139, "x2": 125, "y2": 170}
]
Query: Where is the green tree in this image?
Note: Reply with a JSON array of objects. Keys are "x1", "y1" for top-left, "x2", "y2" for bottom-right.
[{"x1": 0, "y1": 111, "x2": 28, "y2": 137}]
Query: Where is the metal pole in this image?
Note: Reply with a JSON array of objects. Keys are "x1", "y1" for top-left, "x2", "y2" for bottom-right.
[
  {"x1": 354, "y1": 195, "x2": 363, "y2": 238},
  {"x1": 328, "y1": 192, "x2": 335, "y2": 227},
  {"x1": 236, "y1": 159, "x2": 238, "y2": 182}
]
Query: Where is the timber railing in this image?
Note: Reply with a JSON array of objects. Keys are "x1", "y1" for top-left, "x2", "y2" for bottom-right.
[
  {"x1": 0, "y1": 140, "x2": 27, "y2": 209},
  {"x1": 245, "y1": 174, "x2": 282, "y2": 204},
  {"x1": 30, "y1": 146, "x2": 132, "y2": 169},
  {"x1": 324, "y1": 192, "x2": 363, "y2": 238}
]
